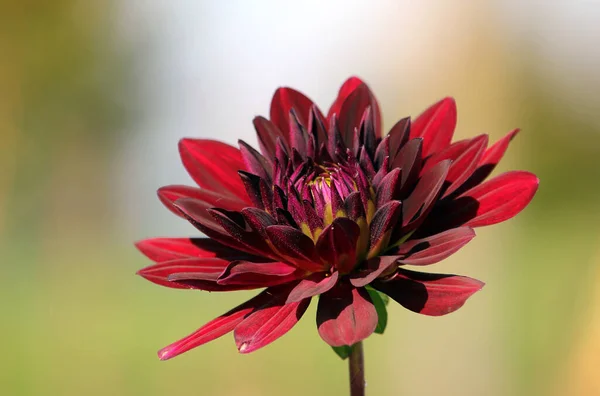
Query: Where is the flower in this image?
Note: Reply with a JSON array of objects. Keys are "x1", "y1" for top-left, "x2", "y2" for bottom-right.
[{"x1": 136, "y1": 77, "x2": 539, "y2": 360}]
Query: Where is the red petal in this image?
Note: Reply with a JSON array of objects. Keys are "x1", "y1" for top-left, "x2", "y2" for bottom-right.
[
  {"x1": 349, "y1": 256, "x2": 399, "y2": 287},
  {"x1": 270, "y1": 87, "x2": 321, "y2": 140},
  {"x1": 157, "y1": 289, "x2": 275, "y2": 360},
  {"x1": 317, "y1": 284, "x2": 378, "y2": 347},
  {"x1": 410, "y1": 98, "x2": 457, "y2": 158},
  {"x1": 137, "y1": 258, "x2": 230, "y2": 290},
  {"x1": 327, "y1": 77, "x2": 364, "y2": 122},
  {"x1": 390, "y1": 137, "x2": 423, "y2": 192},
  {"x1": 238, "y1": 140, "x2": 272, "y2": 182},
  {"x1": 253, "y1": 116, "x2": 287, "y2": 159},
  {"x1": 373, "y1": 268, "x2": 484, "y2": 316},
  {"x1": 178, "y1": 139, "x2": 248, "y2": 201},
  {"x1": 386, "y1": 117, "x2": 410, "y2": 159},
  {"x1": 338, "y1": 84, "x2": 382, "y2": 147},
  {"x1": 217, "y1": 261, "x2": 301, "y2": 287},
  {"x1": 369, "y1": 201, "x2": 402, "y2": 255},
  {"x1": 316, "y1": 218, "x2": 360, "y2": 273},
  {"x1": 158, "y1": 185, "x2": 248, "y2": 217},
  {"x1": 286, "y1": 272, "x2": 339, "y2": 303},
  {"x1": 266, "y1": 225, "x2": 325, "y2": 272},
  {"x1": 234, "y1": 298, "x2": 311, "y2": 354},
  {"x1": 402, "y1": 160, "x2": 450, "y2": 227},
  {"x1": 442, "y1": 135, "x2": 488, "y2": 198},
  {"x1": 135, "y1": 237, "x2": 255, "y2": 263},
  {"x1": 397, "y1": 227, "x2": 476, "y2": 265},
  {"x1": 457, "y1": 171, "x2": 539, "y2": 228}
]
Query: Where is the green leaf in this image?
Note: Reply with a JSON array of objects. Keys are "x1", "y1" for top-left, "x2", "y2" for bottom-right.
[
  {"x1": 366, "y1": 287, "x2": 388, "y2": 334},
  {"x1": 331, "y1": 345, "x2": 352, "y2": 360}
]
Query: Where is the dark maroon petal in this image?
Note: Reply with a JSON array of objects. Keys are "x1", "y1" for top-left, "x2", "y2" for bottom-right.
[
  {"x1": 217, "y1": 261, "x2": 301, "y2": 287},
  {"x1": 158, "y1": 185, "x2": 247, "y2": 216},
  {"x1": 373, "y1": 136, "x2": 389, "y2": 170},
  {"x1": 135, "y1": 238, "x2": 257, "y2": 263},
  {"x1": 237, "y1": 171, "x2": 272, "y2": 211},
  {"x1": 402, "y1": 160, "x2": 450, "y2": 227},
  {"x1": 270, "y1": 87, "x2": 320, "y2": 140},
  {"x1": 397, "y1": 227, "x2": 475, "y2": 265},
  {"x1": 178, "y1": 139, "x2": 248, "y2": 201},
  {"x1": 317, "y1": 284, "x2": 378, "y2": 347},
  {"x1": 369, "y1": 200, "x2": 402, "y2": 256},
  {"x1": 442, "y1": 135, "x2": 488, "y2": 198},
  {"x1": 308, "y1": 105, "x2": 328, "y2": 153},
  {"x1": 387, "y1": 117, "x2": 410, "y2": 158},
  {"x1": 239, "y1": 140, "x2": 272, "y2": 182},
  {"x1": 289, "y1": 109, "x2": 309, "y2": 157},
  {"x1": 253, "y1": 116, "x2": 287, "y2": 159},
  {"x1": 373, "y1": 268, "x2": 484, "y2": 316},
  {"x1": 375, "y1": 168, "x2": 401, "y2": 207},
  {"x1": 208, "y1": 208, "x2": 275, "y2": 257},
  {"x1": 137, "y1": 258, "x2": 229, "y2": 290},
  {"x1": 327, "y1": 115, "x2": 347, "y2": 160},
  {"x1": 266, "y1": 225, "x2": 325, "y2": 272},
  {"x1": 349, "y1": 256, "x2": 399, "y2": 287},
  {"x1": 327, "y1": 76, "x2": 364, "y2": 122},
  {"x1": 463, "y1": 129, "x2": 520, "y2": 190},
  {"x1": 316, "y1": 218, "x2": 360, "y2": 273},
  {"x1": 241, "y1": 207, "x2": 276, "y2": 238},
  {"x1": 410, "y1": 98, "x2": 457, "y2": 158},
  {"x1": 157, "y1": 289, "x2": 275, "y2": 360},
  {"x1": 234, "y1": 298, "x2": 311, "y2": 354},
  {"x1": 286, "y1": 272, "x2": 339, "y2": 303},
  {"x1": 391, "y1": 138, "x2": 423, "y2": 193},
  {"x1": 344, "y1": 191, "x2": 366, "y2": 221},
  {"x1": 450, "y1": 171, "x2": 539, "y2": 228},
  {"x1": 338, "y1": 84, "x2": 382, "y2": 147}
]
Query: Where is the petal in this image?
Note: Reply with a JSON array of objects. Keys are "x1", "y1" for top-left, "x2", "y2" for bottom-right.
[
  {"x1": 135, "y1": 237, "x2": 257, "y2": 263},
  {"x1": 387, "y1": 117, "x2": 410, "y2": 158},
  {"x1": 316, "y1": 218, "x2": 360, "y2": 273},
  {"x1": 410, "y1": 97, "x2": 457, "y2": 158},
  {"x1": 234, "y1": 297, "x2": 311, "y2": 354},
  {"x1": 441, "y1": 135, "x2": 488, "y2": 198},
  {"x1": 445, "y1": 171, "x2": 539, "y2": 228},
  {"x1": 253, "y1": 116, "x2": 287, "y2": 159},
  {"x1": 208, "y1": 208, "x2": 275, "y2": 257},
  {"x1": 338, "y1": 83, "x2": 382, "y2": 147},
  {"x1": 137, "y1": 258, "x2": 231, "y2": 290},
  {"x1": 327, "y1": 76, "x2": 364, "y2": 122},
  {"x1": 390, "y1": 138, "x2": 423, "y2": 194},
  {"x1": 238, "y1": 140, "x2": 272, "y2": 182},
  {"x1": 286, "y1": 272, "x2": 339, "y2": 303},
  {"x1": 178, "y1": 139, "x2": 248, "y2": 201},
  {"x1": 349, "y1": 256, "x2": 399, "y2": 287},
  {"x1": 157, "y1": 289, "x2": 276, "y2": 360},
  {"x1": 217, "y1": 261, "x2": 301, "y2": 287},
  {"x1": 397, "y1": 227, "x2": 476, "y2": 265},
  {"x1": 373, "y1": 268, "x2": 484, "y2": 316},
  {"x1": 317, "y1": 284, "x2": 378, "y2": 347},
  {"x1": 369, "y1": 201, "x2": 402, "y2": 256},
  {"x1": 462, "y1": 129, "x2": 520, "y2": 190},
  {"x1": 266, "y1": 225, "x2": 325, "y2": 272},
  {"x1": 402, "y1": 159, "x2": 450, "y2": 227},
  {"x1": 270, "y1": 87, "x2": 321, "y2": 140},
  {"x1": 158, "y1": 185, "x2": 248, "y2": 216}
]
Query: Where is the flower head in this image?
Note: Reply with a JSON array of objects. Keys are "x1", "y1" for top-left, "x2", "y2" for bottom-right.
[{"x1": 137, "y1": 77, "x2": 539, "y2": 360}]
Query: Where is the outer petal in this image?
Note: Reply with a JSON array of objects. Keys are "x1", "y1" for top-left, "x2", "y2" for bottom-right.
[
  {"x1": 397, "y1": 227, "x2": 476, "y2": 265},
  {"x1": 373, "y1": 268, "x2": 484, "y2": 316},
  {"x1": 316, "y1": 218, "x2": 360, "y2": 273},
  {"x1": 327, "y1": 76, "x2": 364, "y2": 122},
  {"x1": 337, "y1": 83, "x2": 382, "y2": 147},
  {"x1": 447, "y1": 171, "x2": 539, "y2": 228},
  {"x1": 135, "y1": 237, "x2": 257, "y2": 263},
  {"x1": 137, "y1": 258, "x2": 234, "y2": 290},
  {"x1": 349, "y1": 256, "x2": 399, "y2": 287},
  {"x1": 410, "y1": 97, "x2": 457, "y2": 158},
  {"x1": 158, "y1": 185, "x2": 248, "y2": 217},
  {"x1": 266, "y1": 225, "x2": 325, "y2": 272},
  {"x1": 178, "y1": 139, "x2": 248, "y2": 201},
  {"x1": 286, "y1": 272, "x2": 339, "y2": 303},
  {"x1": 253, "y1": 116, "x2": 288, "y2": 158},
  {"x1": 216, "y1": 261, "x2": 302, "y2": 287},
  {"x1": 317, "y1": 284, "x2": 378, "y2": 347},
  {"x1": 234, "y1": 297, "x2": 311, "y2": 354},
  {"x1": 157, "y1": 288, "x2": 276, "y2": 360},
  {"x1": 270, "y1": 87, "x2": 323, "y2": 140}
]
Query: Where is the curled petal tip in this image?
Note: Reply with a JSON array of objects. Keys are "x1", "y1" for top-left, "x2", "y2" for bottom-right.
[{"x1": 157, "y1": 347, "x2": 175, "y2": 361}]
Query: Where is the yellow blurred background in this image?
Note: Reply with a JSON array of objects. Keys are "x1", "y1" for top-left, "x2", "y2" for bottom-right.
[{"x1": 2, "y1": 1, "x2": 599, "y2": 395}]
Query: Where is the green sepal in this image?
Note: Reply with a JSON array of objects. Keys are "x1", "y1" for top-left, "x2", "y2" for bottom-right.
[
  {"x1": 331, "y1": 345, "x2": 352, "y2": 360},
  {"x1": 365, "y1": 286, "x2": 388, "y2": 334}
]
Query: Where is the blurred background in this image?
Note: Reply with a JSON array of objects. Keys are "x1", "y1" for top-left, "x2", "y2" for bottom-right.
[{"x1": 2, "y1": 1, "x2": 600, "y2": 395}]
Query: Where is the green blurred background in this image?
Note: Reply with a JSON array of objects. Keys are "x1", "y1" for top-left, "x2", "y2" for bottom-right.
[{"x1": 2, "y1": 1, "x2": 600, "y2": 395}]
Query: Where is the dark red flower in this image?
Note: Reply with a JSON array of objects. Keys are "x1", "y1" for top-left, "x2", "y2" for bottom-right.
[{"x1": 136, "y1": 77, "x2": 539, "y2": 360}]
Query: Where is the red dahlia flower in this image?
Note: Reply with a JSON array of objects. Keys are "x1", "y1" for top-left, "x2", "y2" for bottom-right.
[{"x1": 136, "y1": 77, "x2": 539, "y2": 360}]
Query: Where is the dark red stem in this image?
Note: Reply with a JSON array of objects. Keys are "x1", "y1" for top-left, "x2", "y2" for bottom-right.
[{"x1": 349, "y1": 341, "x2": 365, "y2": 396}]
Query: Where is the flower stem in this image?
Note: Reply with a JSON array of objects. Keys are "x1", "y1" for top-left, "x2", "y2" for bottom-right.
[{"x1": 348, "y1": 341, "x2": 365, "y2": 396}]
